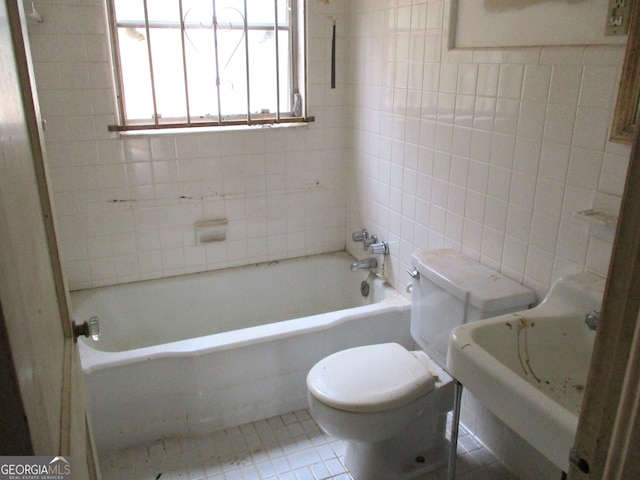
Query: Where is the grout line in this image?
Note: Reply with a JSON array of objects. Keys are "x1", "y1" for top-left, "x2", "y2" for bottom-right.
[{"x1": 100, "y1": 408, "x2": 518, "y2": 480}]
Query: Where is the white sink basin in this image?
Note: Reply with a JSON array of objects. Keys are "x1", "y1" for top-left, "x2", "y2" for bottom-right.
[{"x1": 447, "y1": 272, "x2": 605, "y2": 472}]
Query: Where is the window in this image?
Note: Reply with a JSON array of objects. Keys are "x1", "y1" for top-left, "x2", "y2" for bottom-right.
[{"x1": 107, "y1": 0, "x2": 307, "y2": 131}]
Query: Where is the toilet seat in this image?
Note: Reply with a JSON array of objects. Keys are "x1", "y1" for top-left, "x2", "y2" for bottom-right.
[{"x1": 307, "y1": 343, "x2": 436, "y2": 413}]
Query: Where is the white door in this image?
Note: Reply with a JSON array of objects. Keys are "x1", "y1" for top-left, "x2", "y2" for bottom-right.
[{"x1": 0, "y1": 1, "x2": 99, "y2": 477}]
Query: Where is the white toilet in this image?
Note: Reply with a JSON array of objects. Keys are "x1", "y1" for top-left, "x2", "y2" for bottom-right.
[{"x1": 307, "y1": 249, "x2": 535, "y2": 480}]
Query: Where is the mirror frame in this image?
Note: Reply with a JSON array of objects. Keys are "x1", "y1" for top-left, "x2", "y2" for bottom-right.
[{"x1": 611, "y1": 0, "x2": 640, "y2": 144}]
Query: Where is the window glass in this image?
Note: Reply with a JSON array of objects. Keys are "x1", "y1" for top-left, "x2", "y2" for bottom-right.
[{"x1": 109, "y1": 0, "x2": 301, "y2": 130}]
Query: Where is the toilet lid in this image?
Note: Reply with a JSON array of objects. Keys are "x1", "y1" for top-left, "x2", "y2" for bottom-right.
[{"x1": 306, "y1": 343, "x2": 436, "y2": 413}]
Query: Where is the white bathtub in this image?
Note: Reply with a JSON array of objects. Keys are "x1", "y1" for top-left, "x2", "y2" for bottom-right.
[{"x1": 73, "y1": 251, "x2": 412, "y2": 452}]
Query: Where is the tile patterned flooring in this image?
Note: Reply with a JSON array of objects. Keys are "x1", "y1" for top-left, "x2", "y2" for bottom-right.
[{"x1": 100, "y1": 410, "x2": 518, "y2": 480}]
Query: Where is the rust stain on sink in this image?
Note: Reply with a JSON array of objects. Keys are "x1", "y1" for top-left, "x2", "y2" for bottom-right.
[{"x1": 510, "y1": 313, "x2": 542, "y2": 384}]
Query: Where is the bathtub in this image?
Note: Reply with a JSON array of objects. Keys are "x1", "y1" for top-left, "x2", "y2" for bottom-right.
[{"x1": 73, "y1": 251, "x2": 412, "y2": 452}]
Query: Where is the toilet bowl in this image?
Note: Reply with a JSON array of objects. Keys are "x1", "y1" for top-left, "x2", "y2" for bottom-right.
[
  {"x1": 307, "y1": 343, "x2": 454, "y2": 480},
  {"x1": 307, "y1": 249, "x2": 536, "y2": 480}
]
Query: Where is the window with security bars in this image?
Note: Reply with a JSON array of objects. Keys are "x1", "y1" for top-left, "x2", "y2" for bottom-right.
[{"x1": 107, "y1": 0, "x2": 307, "y2": 131}]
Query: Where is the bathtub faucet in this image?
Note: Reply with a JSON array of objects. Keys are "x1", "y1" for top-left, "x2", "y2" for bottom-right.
[
  {"x1": 351, "y1": 229, "x2": 382, "y2": 251},
  {"x1": 350, "y1": 257, "x2": 378, "y2": 271}
]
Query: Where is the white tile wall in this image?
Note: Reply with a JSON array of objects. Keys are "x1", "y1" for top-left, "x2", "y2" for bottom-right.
[
  {"x1": 459, "y1": 390, "x2": 562, "y2": 480},
  {"x1": 28, "y1": 0, "x2": 349, "y2": 289},
  {"x1": 345, "y1": 0, "x2": 631, "y2": 301},
  {"x1": 344, "y1": 0, "x2": 632, "y2": 474}
]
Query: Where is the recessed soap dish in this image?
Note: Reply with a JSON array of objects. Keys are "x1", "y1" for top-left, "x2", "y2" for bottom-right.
[
  {"x1": 573, "y1": 209, "x2": 618, "y2": 242},
  {"x1": 195, "y1": 219, "x2": 227, "y2": 244}
]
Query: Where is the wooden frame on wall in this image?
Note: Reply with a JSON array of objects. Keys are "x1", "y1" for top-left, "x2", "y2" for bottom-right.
[
  {"x1": 450, "y1": 0, "x2": 626, "y2": 49},
  {"x1": 611, "y1": 0, "x2": 640, "y2": 144}
]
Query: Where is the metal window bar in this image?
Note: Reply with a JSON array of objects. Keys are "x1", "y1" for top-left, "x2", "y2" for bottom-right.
[
  {"x1": 107, "y1": 0, "x2": 312, "y2": 131},
  {"x1": 178, "y1": 0, "x2": 192, "y2": 126},
  {"x1": 142, "y1": 0, "x2": 160, "y2": 127},
  {"x1": 242, "y1": 0, "x2": 252, "y2": 124},
  {"x1": 274, "y1": 0, "x2": 281, "y2": 123},
  {"x1": 116, "y1": 20, "x2": 281, "y2": 30},
  {"x1": 288, "y1": 0, "x2": 298, "y2": 111},
  {"x1": 212, "y1": 0, "x2": 223, "y2": 124}
]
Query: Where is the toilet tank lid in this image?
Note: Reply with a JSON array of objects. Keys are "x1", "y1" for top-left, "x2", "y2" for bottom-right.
[
  {"x1": 306, "y1": 343, "x2": 436, "y2": 413},
  {"x1": 412, "y1": 249, "x2": 535, "y2": 313}
]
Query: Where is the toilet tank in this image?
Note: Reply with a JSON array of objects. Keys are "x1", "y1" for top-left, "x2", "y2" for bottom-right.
[{"x1": 410, "y1": 249, "x2": 535, "y2": 368}]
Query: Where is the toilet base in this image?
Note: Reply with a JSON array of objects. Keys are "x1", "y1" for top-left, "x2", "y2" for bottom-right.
[
  {"x1": 344, "y1": 439, "x2": 449, "y2": 480},
  {"x1": 343, "y1": 408, "x2": 450, "y2": 480}
]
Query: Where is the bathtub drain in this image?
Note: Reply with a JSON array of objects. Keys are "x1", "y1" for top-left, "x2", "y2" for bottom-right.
[{"x1": 360, "y1": 280, "x2": 370, "y2": 297}]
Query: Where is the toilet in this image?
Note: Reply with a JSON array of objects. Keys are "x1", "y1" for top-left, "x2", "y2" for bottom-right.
[{"x1": 307, "y1": 249, "x2": 535, "y2": 480}]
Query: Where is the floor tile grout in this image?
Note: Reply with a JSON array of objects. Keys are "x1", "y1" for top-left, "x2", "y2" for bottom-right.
[{"x1": 100, "y1": 409, "x2": 518, "y2": 480}]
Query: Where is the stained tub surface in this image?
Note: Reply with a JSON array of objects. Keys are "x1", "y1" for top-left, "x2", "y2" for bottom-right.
[
  {"x1": 73, "y1": 251, "x2": 374, "y2": 354},
  {"x1": 72, "y1": 251, "x2": 412, "y2": 451}
]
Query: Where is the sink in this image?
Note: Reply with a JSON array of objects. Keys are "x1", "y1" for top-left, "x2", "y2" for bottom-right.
[{"x1": 447, "y1": 272, "x2": 605, "y2": 472}]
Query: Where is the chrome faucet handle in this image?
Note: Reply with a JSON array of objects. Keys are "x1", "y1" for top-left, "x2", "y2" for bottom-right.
[
  {"x1": 406, "y1": 267, "x2": 420, "y2": 279},
  {"x1": 351, "y1": 229, "x2": 369, "y2": 242},
  {"x1": 370, "y1": 241, "x2": 389, "y2": 255}
]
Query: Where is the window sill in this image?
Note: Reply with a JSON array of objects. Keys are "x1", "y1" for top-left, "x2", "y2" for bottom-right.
[{"x1": 111, "y1": 119, "x2": 314, "y2": 138}]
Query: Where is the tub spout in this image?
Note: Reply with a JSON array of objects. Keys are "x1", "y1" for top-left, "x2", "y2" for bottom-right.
[{"x1": 350, "y1": 257, "x2": 377, "y2": 271}]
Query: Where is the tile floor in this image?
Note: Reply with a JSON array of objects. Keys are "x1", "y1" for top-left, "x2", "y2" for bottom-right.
[{"x1": 100, "y1": 409, "x2": 518, "y2": 480}]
